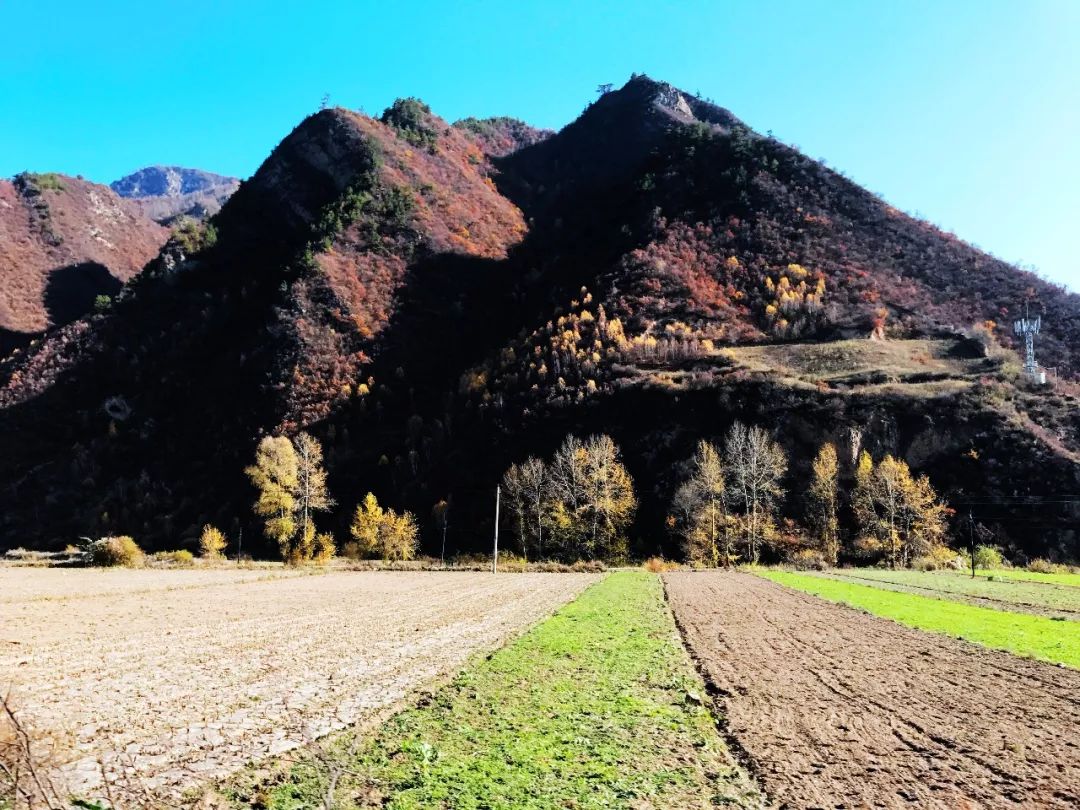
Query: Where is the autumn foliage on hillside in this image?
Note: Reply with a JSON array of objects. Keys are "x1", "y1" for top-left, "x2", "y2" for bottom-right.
[
  {"x1": 0, "y1": 173, "x2": 166, "y2": 346},
  {"x1": 453, "y1": 116, "x2": 554, "y2": 158},
  {"x1": 0, "y1": 76, "x2": 1077, "y2": 562},
  {"x1": 280, "y1": 103, "x2": 528, "y2": 428}
]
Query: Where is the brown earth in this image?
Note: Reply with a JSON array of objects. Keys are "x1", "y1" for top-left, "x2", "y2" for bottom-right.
[
  {"x1": 664, "y1": 571, "x2": 1080, "y2": 809},
  {"x1": 0, "y1": 569, "x2": 597, "y2": 802}
]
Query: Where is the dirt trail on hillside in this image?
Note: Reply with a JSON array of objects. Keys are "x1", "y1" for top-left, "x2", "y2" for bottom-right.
[
  {"x1": 1, "y1": 570, "x2": 597, "y2": 802},
  {"x1": 664, "y1": 571, "x2": 1080, "y2": 809}
]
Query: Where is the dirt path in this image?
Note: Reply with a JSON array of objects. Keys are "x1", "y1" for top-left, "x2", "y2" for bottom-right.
[
  {"x1": 664, "y1": 571, "x2": 1080, "y2": 809},
  {"x1": 1, "y1": 570, "x2": 597, "y2": 801}
]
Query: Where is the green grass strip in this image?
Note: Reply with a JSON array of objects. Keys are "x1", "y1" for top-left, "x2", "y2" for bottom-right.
[
  {"x1": 760, "y1": 570, "x2": 1080, "y2": 669},
  {"x1": 229, "y1": 572, "x2": 760, "y2": 809},
  {"x1": 823, "y1": 568, "x2": 1080, "y2": 615},
  {"x1": 975, "y1": 569, "x2": 1080, "y2": 587}
]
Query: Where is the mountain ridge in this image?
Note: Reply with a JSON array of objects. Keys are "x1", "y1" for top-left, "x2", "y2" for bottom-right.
[{"x1": 0, "y1": 75, "x2": 1076, "y2": 560}]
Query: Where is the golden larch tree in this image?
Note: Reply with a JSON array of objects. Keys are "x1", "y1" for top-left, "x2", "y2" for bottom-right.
[
  {"x1": 199, "y1": 524, "x2": 228, "y2": 560},
  {"x1": 245, "y1": 436, "x2": 299, "y2": 558},
  {"x1": 349, "y1": 493, "x2": 384, "y2": 558},
  {"x1": 672, "y1": 440, "x2": 730, "y2": 567},
  {"x1": 294, "y1": 433, "x2": 334, "y2": 550},
  {"x1": 807, "y1": 442, "x2": 840, "y2": 565}
]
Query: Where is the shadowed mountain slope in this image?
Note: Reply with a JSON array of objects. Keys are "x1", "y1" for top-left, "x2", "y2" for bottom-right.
[
  {"x1": 0, "y1": 173, "x2": 167, "y2": 352},
  {"x1": 1, "y1": 76, "x2": 1077, "y2": 559}
]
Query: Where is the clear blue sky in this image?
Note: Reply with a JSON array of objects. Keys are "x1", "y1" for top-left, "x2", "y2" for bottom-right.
[{"x1": 2, "y1": 1, "x2": 1078, "y2": 290}]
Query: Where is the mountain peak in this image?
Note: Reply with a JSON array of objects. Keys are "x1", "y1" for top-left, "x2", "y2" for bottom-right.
[
  {"x1": 111, "y1": 166, "x2": 240, "y2": 225},
  {"x1": 592, "y1": 74, "x2": 743, "y2": 131},
  {"x1": 111, "y1": 166, "x2": 237, "y2": 199}
]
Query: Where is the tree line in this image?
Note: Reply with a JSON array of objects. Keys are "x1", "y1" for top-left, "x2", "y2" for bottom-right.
[
  {"x1": 671, "y1": 421, "x2": 950, "y2": 568},
  {"x1": 502, "y1": 434, "x2": 637, "y2": 562},
  {"x1": 238, "y1": 423, "x2": 947, "y2": 568},
  {"x1": 244, "y1": 433, "x2": 420, "y2": 564}
]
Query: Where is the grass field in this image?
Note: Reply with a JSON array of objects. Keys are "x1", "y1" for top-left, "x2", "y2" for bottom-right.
[
  {"x1": 721, "y1": 337, "x2": 986, "y2": 395},
  {"x1": 819, "y1": 568, "x2": 1080, "y2": 618},
  {"x1": 975, "y1": 569, "x2": 1080, "y2": 587},
  {"x1": 759, "y1": 570, "x2": 1080, "y2": 668},
  {"x1": 225, "y1": 572, "x2": 761, "y2": 809}
]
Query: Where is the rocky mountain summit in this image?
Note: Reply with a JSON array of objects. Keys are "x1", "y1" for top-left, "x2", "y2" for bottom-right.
[{"x1": 111, "y1": 165, "x2": 240, "y2": 224}]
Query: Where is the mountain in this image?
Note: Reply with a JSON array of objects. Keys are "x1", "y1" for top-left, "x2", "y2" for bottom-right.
[
  {"x1": 1, "y1": 77, "x2": 1077, "y2": 560},
  {"x1": 111, "y1": 165, "x2": 240, "y2": 224},
  {"x1": 0, "y1": 172, "x2": 168, "y2": 353}
]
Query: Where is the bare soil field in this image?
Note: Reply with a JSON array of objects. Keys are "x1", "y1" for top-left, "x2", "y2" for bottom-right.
[
  {"x1": 1, "y1": 569, "x2": 597, "y2": 801},
  {"x1": 665, "y1": 571, "x2": 1080, "y2": 809},
  {"x1": 0, "y1": 565, "x2": 308, "y2": 604}
]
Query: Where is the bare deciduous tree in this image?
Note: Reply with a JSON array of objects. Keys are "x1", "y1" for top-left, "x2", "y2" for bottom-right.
[{"x1": 723, "y1": 421, "x2": 788, "y2": 563}]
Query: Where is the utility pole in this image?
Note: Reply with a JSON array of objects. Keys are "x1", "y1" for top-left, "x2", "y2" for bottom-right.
[
  {"x1": 492, "y1": 485, "x2": 500, "y2": 574},
  {"x1": 968, "y1": 510, "x2": 976, "y2": 579},
  {"x1": 237, "y1": 527, "x2": 242, "y2": 565}
]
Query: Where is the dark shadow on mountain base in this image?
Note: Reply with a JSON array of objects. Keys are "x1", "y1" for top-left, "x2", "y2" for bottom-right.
[
  {"x1": 43, "y1": 262, "x2": 122, "y2": 327},
  {"x1": 0, "y1": 328, "x2": 40, "y2": 357}
]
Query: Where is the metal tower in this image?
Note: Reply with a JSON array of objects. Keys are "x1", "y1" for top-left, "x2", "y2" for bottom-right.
[{"x1": 1013, "y1": 312, "x2": 1045, "y2": 383}]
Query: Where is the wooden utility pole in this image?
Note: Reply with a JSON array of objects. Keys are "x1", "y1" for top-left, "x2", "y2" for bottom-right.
[
  {"x1": 493, "y1": 485, "x2": 501, "y2": 574},
  {"x1": 968, "y1": 511, "x2": 976, "y2": 579}
]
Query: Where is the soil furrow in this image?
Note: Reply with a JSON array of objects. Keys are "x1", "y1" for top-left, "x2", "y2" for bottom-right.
[{"x1": 665, "y1": 571, "x2": 1080, "y2": 809}]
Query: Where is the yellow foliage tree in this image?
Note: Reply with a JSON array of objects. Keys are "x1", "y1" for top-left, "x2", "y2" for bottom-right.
[
  {"x1": 294, "y1": 432, "x2": 334, "y2": 550},
  {"x1": 245, "y1": 436, "x2": 299, "y2": 558},
  {"x1": 381, "y1": 510, "x2": 419, "y2": 561},
  {"x1": 199, "y1": 524, "x2": 227, "y2": 560},
  {"x1": 349, "y1": 493, "x2": 419, "y2": 561},
  {"x1": 349, "y1": 493, "x2": 384, "y2": 558},
  {"x1": 313, "y1": 532, "x2": 336, "y2": 564},
  {"x1": 807, "y1": 443, "x2": 840, "y2": 565},
  {"x1": 536, "y1": 434, "x2": 635, "y2": 562},
  {"x1": 672, "y1": 440, "x2": 731, "y2": 567},
  {"x1": 245, "y1": 433, "x2": 333, "y2": 565},
  {"x1": 854, "y1": 452, "x2": 950, "y2": 568}
]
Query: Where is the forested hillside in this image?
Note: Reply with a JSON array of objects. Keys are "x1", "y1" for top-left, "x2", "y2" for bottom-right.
[{"x1": 1, "y1": 76, "x2": 1077, "y2": 561}]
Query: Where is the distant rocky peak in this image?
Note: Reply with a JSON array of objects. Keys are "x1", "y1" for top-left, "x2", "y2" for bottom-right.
[{"x1": 111, "y1": 166, "x2": 237, "y2": 199}]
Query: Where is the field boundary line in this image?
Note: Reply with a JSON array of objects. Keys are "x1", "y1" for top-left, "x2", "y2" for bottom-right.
[
  {"x1": 660, "y1": 571, "x2": 772, "y2": 804},
  {"x1": 758, "y1": 570, "x2": 1080, "y2": 669},
  {"x1": 206, "y1": 572, "x2": 605, "y2": 807}
]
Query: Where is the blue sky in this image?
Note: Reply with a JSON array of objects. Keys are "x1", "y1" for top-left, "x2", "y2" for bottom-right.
[{"x1": 2, "y1": 1, "x2": 1078, "y2": 290}]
